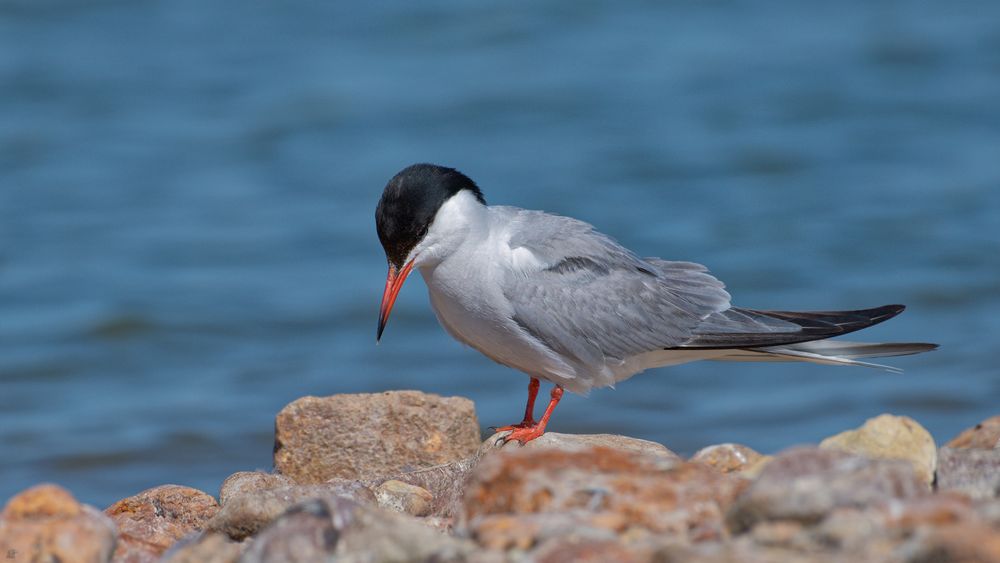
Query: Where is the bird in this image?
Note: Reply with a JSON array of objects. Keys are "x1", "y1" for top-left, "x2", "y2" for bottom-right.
[{"x1": 374, "y1": 163, "x2": 937, "y2": 445}]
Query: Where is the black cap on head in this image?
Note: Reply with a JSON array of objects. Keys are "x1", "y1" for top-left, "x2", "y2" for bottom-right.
[{"x1": 375, "y1": 164, "x2": 486, "y2": 269}]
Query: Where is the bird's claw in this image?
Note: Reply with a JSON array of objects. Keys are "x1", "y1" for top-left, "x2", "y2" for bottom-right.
[{"x1": 493, "y1": 423, "x2": 545, "y2": 446}]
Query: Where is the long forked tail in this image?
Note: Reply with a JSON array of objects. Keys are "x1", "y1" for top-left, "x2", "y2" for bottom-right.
[
  {"x1": 689, "y1": 303, "x2": 938, "y2": 372},
  {"x1": 714, "y1": 340, "x2": 939, "y2": 372}
]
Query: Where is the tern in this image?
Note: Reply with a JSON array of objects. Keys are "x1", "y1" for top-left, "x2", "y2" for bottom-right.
[{"x1": 375, "y1": 163, "x2": 937, "y2": 444}]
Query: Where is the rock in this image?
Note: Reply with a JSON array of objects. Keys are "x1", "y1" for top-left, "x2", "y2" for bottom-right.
[
  {"x1": 946, "y1": 415, "x2": 1000, "y2": 450},
  {"x1": 484, "y1": 431, "x2": 683, "y2": 464},
  {"x1": 936, "y1": 446, "x2": 1000, "y2": 500},
  {"x1": 274, "y1": 391, "x2": 481, "y2": 483},
  {"x1": 881, "y1": 492, "x2": 975, "y2": 529},
  {"x1": 739, "y1": 455, "x2": 774, "y2": 479},
  {"x1": 374, "y1": 480, "x2": 433, "y2": 516},
  {"x1": 692, "y1": 443, "x2": 764, "y2": 474},
  {"x1": 819, "y1": 414, "x2": 937, "y2": 488},
  {"x1": 531, "y1": 536, "x2": 654, "y2": 563},
  {"x1": 105, "y1": 484, "x2": 219, "y2": 562},
  {"x1": 242, "y1": 496, "x2": 476, "y2": 563},
  {"x1": 207, "y1": 481, "x2": 374, "y2": 540},
  {"x1": 364, "y1": 456, "x2": 480, "y2": 519},
  {"x1": 727, "y1": 447, "x2": 925, "y2": 532},
  {"x1": 218, "y1": 471, "x2": 294, "y2": 506},
  {"x1": 239, "y1": 499, "x2": 343, "y2": 563},
  {"x1": 902, "y1": 521, "x2": 1000, "y2": 562},
  {"x1": 463, "y1": 445, "x2": 746, "y2": 548},
  {"x1": 161, "y1": 532, "x2": 242, "y2": 563},
  {"x1": 0, "y1": 483, "x2": 116, "y2": 563}
]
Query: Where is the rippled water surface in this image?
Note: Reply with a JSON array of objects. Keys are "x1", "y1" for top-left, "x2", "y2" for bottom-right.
[{"x1": 2, "y1": 0, "x2": 999, "y2": 506}]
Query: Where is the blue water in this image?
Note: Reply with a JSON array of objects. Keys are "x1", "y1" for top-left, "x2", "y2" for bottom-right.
[{"x1": 2, "y1": 0, "x2": 999, "y2": 508}]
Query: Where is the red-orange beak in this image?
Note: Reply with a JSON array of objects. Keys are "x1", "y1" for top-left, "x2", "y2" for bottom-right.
[{"x1": 377, "y1": 260, "x2": 415, "y2": 342}]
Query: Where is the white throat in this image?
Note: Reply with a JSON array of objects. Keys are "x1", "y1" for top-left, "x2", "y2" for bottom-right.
[{"x1": 407, "y1": 190, "x2": 488, "y2": 268}]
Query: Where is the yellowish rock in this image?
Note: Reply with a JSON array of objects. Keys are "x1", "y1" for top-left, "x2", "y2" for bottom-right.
[
  {"x1": 819, "y1": 414, "x2": 936, "y2": 487},
  {"x1": 374, "y1": 480, "x2": 434, "y2": 517}
]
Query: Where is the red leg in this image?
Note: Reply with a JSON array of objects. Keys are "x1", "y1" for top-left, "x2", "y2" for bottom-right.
[
  {"x1": 493, "y1": 378, "x2": 540, "y2": 431},
  {"x1": 500, "y1": 385, "x2": 563, "y2": 445}
]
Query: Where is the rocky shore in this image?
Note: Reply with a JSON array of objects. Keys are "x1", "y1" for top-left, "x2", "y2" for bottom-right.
[{"x1": 1, "y1": 390, "x2": 999, "y2": 562}]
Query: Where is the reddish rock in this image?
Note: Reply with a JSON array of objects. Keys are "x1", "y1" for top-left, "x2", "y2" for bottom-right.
[
  {"x1": 946, "y1": 415, "x2": 1000, "y2": 450},
  {"x1": 0, "y1": 483, "x2": 116, "y2": 563},
  {"x1": 463, "y1": 445, "x2": 746, "y2": 548},
  {"x1": 727, "y1": 447, "x2": 925, "y2": 532},
  {"x1": 692, "y1": 443, "x2": 764, "y2": 474},
  {"x1": 274, "y1": 391, "x2": 481, "y2": 483},
  {"x1": 105, "y1": 484, "x2": 220, "y2": 562}
]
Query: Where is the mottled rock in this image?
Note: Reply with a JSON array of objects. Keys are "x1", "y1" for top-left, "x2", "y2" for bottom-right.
[
  {"x1": 374, "y1": 480, "x2": 433, "y2": 516},
  {"x1": 242, "y1": 496, "x2": 475, "y2": 563},
  {"x1": 218, "y1": 471, "x2": 293, "y2": 506},
  {"x1": 936, "y1": 446, "x2": 1000, "y2": 500},
  {"x1": 692, "y1": 443, "x2": 764, "y2": 474},
  {"x1": 727, "y1": 447, "x2": 925, "y2": 532},
  {"x1": 207, "y1": 481, "x2": 374, "y2": 540},
  {"x1": 485, "y1": 431, "x2": 683, "y2": 463},
  {"x1": 274, "y1": 391, "x2": 480, "y2": 483},
  {"x1": 161, "y1": 532, "x2": 242, "y2": 563},
  {"x1": 819, "y1": 414, "x2": 937, "y2": 487},
  {"x1": 464, "y1": 445, "x2": 746, "y2": 548},
  {"x1": 947, "y1": 415, "x2": 1000, "y2": 450},
  {"x1": 105, "y1": 484, "x2": 219, "y2": 562},
  {"x1": 0, "y1": 483, "x2": 116, "y2": 563}
]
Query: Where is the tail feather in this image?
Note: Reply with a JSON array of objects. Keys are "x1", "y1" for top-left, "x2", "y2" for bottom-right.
[{"x1": 714, "y1": 340, "x2": 938, "y2": 372}]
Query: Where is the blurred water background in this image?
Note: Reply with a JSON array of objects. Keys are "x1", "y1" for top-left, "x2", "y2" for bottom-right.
[{"x1": 2, "y1": 0, "x2": 999, "y2": 508}]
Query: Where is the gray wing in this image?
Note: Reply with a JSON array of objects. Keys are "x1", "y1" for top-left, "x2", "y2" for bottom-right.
[
  {"x1": 502, "y1": 210, "x2": 735, "y2": 365},
  {"x1": 501, "y1": 209, "x2": 908, "y2": 368}
]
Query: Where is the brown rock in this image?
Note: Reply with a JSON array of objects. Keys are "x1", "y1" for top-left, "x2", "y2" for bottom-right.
[
  {"x1": 819, "y1": 414, "x2": 937, "y2": 488},
  {"x1": 0, "y1": 483, "x2": 116, "y2": 563},
  {"x1": 374, "y1": 480, "x2": 433, "y2": 516},
  {"x1": 936, "y1": 446, "x2": 1000, "y2": 500},
  {"x1": 947, "y1": 415, "x2": 1000, "y2": 450},
  {"x1": 207, "y1": 481, "x2": 374, "y2": 540},
  {"x1": 105, "y1": 484, "x2": 220, "y2": 562},
  {"x1": 218, "y1": 471, "x2": 293, "y2": 506},
  {"x1": 727, "y1": 447, "x2": 926, "y2": 532},
  {"x1": 692, "y1": 443, "x2": 764, "y2": 474},
  {"x1": 161, "y1": 532, "x2": 242, "y2": 563},
  {"x1": 274, "y1": 391, "x2": 481, "y2": 483},
  {"x1": 463, "y1": 445, "x2": 746, "y2": 548}
]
